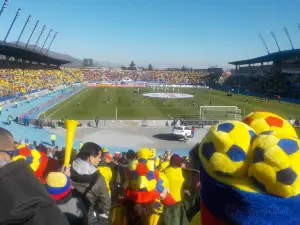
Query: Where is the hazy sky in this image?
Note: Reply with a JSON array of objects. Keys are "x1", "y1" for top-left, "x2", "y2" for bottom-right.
[{"x1": 0, "y1": 0, "x2": 299, "y2": 68}]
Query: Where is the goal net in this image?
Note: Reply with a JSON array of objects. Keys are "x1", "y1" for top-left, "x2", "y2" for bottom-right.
[{"x1": 200, "y1": 106, "x2": 242, "y2": 121}]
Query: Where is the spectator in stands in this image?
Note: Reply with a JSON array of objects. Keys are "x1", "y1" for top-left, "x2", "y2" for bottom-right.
[
  {"x1": 113, "y1": 150, "x2": 136, "y2": 201},
  {"x1": 71, "y1": 142, "x2": 110, "y2": 224},
  {"x1": 7, "y1": 115, "x2": 12, "y2": 125},
  {"x1": 98, "y1": 151, "x2": 114, "y2": 198},
  {"x1": 50, "y1": 133, "x2": 56, "y2": 146},
  {"x1": 46, "y1": 172, "x2": 88, "y2": 225},
  {"x1": 164, "y1": 154, "x2": 189, "y2": 225},
  {"x1": 0, "y1": 128, "x2": 69, "y2": 225},
  {"x1": 124, "y1": 148, "x2": 176, "y2": 225},
  {"x1": 126, "y1": 149, "x2": 136, "y2": 163}
]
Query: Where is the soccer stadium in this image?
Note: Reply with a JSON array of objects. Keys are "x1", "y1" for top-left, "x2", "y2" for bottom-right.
[{"x1": 1, "y1": 1, "x2": 300, "y2": 225}]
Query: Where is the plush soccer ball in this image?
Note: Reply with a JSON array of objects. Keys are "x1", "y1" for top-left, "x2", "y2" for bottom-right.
[
  {"x1": 248, "y1": 130, "x2": 300, "y2": 197},
  {"x1": 243, "y1": 111, "x2": 297, "y2": 138},
  {"x1": 199, "y1": 121, "x2": 256, "y2": 177}
]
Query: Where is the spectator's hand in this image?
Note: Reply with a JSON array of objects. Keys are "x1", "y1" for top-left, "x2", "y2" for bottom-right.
[
  {"x1": 61, "y1": 165, "x2": 71, "y2": 177},
  {"x1": 160, "y1": 188, "x2": 169, "y2": 199},
  {"x1": 184, "y1": 189, "x2": 191, "y2": 196},
  {"x1": 0, "y1": 152, "x2": 11, "y2": 163}
]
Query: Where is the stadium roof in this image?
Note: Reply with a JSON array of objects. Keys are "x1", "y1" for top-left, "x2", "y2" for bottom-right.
[
  {"x1": 0, "y1": 41, "x2": 71, "y2": 65},
  {"x1": 229, "y1": 48, "x2": 300, "y2": 65}
]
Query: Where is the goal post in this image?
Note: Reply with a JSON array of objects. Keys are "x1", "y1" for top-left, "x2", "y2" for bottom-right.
[{"x1": 199, "y1": 106, "x2": 242, "y2": 121}]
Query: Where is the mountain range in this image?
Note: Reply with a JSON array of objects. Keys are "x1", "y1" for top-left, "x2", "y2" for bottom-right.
[{"x1": 10, "y1": 41, "x2": 122, "y2": 68}]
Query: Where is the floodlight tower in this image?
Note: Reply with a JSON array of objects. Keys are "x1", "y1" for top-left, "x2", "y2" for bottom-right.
[
  {"x1": 26, "y1": 20, "x2": 39, "y2": 48},
  {"x1": 40, "y1": 29, "x2": 53, "y2": 53},
  {"x1": 259, "y1": 33, "x2": 270, "y2": 55},
  {"x1": 284, "y1": 26, "x2": 294, "y2": 50},
  {"x1": 270, "y1": 31, "x2": 281, "y2": 52},
  {"x1": 4, "y1": 8, "x2": 21, "y2": 42},
  {"x1": 0, "y1": 0, "x2": 9, "y2": 17},
  {"x1": 46, "y1": 32, "x2": 58, "y2": 55},
  {"x1": 16, "y1": 15, "x2": 31, "y2": 46},
  {"x1": 33, "y1": 25, "x2": 46, "y2": 50}
]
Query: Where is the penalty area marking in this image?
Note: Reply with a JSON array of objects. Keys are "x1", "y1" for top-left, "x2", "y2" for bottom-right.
[
  {"x1": 143, "y1": 92, "x2": 194, "y2": 99},
  {"x1": 46, "y1": 88, "x2": 89, "y2": 118}
]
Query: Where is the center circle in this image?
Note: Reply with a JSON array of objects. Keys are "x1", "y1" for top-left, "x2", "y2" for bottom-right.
[{"x1": 142, "y1": 93, "x2": 194, "y2": 99}]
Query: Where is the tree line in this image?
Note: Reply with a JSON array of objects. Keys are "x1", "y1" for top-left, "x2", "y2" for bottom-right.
[{"x1": 121, "y1": 61, "x2": 198, "y2": 72}]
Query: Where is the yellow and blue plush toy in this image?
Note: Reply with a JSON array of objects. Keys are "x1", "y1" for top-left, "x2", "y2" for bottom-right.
[
  {"x1": 243, "y1": 111, "x2": 298, "y2": 138},
  {"x1": 249, "y1": 130, "x2": 300, "y2": 197},
  {"x1": 199, "y1": 120, "x2": 256, "y2": 177},
  {"x1": 198, "y1": 116, "x2": 300, "y2": 225}
]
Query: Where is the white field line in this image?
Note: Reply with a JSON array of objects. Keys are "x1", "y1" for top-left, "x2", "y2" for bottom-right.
[
  {"x1": 167, "y1": 114, "x2": 174, "y2": 119},
  {"x1": 117, "y1": 106, "x2": 199, "y2": 109},
  {"x1": 45, "y1": 88, "x2": 89, "y2": 118},
  {"x1": 36, "y1": 87, "x2": 85, "y2": 118}
]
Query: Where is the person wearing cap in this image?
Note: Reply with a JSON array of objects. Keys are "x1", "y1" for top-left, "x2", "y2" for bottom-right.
[
  {"x1": 98, "y1": 151, "x2": 114, "y2": 198},
  {"x1": 114, "y1": 150, "x2": 137, "y2": 201},
  {"x1": 0, "y1": 128, "x2": 69, "y2": 225},
  {"x1": 114, "y1": 151, "x2": 121, "y2": 161},
  {"x1": 164, "y1": 154, "x2": 189, "y2": 225},
  {"x1": 71, "y1": 142, "x2": 110, "y2": 224},
  {"x1": 123, "y1": 148, "x2": 177, "y2": 225},
  {"x1": 126, "y1": 149, "x2": 136, "y2": 163},
  {"x1": 46, "y1": 172, "x2": 88, "y2": 225}
]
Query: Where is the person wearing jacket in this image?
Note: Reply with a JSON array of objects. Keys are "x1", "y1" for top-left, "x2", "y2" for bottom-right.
[
  {"x1": 71, "y1": 142, "x2": 111, "y2": 224},
  {"x1": 46, "y1": 172, "x2": 88, "y2": 225},
  {"x1": 98, "y1": 151, "x2": 114, "y2": 198},
  {"x1": 0, "y1": 127, "x2": 69, "y2": 225}
]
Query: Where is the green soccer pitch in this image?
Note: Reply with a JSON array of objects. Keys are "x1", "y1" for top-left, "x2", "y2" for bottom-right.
[{"x1": 43, "y1": 87, "x2": 300, "y2": 120}]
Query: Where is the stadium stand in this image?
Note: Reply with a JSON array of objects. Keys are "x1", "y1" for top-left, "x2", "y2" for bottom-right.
[
  {"x1": 226, "y1": 48, "x2": 300, "y2": 99},
  {"x1": 81, "y1": 68, "x2": 214, "y2": 85}
]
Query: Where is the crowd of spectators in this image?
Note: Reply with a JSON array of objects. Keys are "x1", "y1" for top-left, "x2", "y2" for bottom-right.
[
  {"x1": 0, "y1": 68, "x2": 83, "y2": 98},
  {"x1": 0, "y1": 127, "x2": 198, "y2": 225},
  {"x1": 0, "y1": 67, "x2": 213, "y2": 98},
  {"x1": 79, "y1": 68, "x2": 213, "y2": 85},
  {"x1": 223, "y1": 72, "x2": 300, "y2": 99}
]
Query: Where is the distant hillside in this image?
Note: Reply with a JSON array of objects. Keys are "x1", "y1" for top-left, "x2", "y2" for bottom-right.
[
  {"x1": 10, "y1": 42, "x2": 124, "y2": 68},
  {"x1": 94, "y1": 61, "x2": 122, "y2": 68}
]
